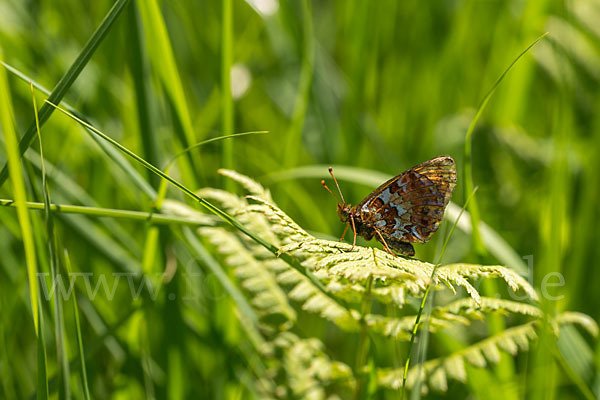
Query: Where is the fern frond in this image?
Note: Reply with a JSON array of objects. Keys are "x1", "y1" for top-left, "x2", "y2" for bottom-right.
[
  {"x1": 278, "y1": 238, "x2": 354, "y2": 257},
  {"x1": 200, "y1": 227, "x2": 296, "y2": 324},
  {"x1": 316, "y1": 249, "x2": 430, "y2": 283},
  {"x1": 284, "y1": 272, "x2": 360, "y2": 331},
  {"x1": 436, "y1": 264, "x2": 538, "y2": 304},
  {"x1": 246, "y1": 195, "x2": 310, "y2": 240},
  {"x1": 555, "y1": 311, "x2": 599, "y2": 337},
  {"x1": 365, "y1": 313, "x2": 465, "y2": 340},
  {"x1": 196, "y1": 187, "x2": 247, "y2": 214},
  {"x1": 161, "y1": 199, "x2": 218, "y2": 225},
  {"x1": 372, "y1": 285, "x2": 406, "y2": 307},
  {"x1": 272, "y1": 331, "x2": 355, "y2": 399},
  {"x1": 435, "y1": 297, "x2": 543, "y2": 320},
  {"x1": 217, "y1": 168, "x2": 273, "y2": 201},
  {"x1": 377, "y1": 322, "x2": 537, "y2": 393},
  {"x1": 189, "y1": 170, "x2": 597, "y2": 398}
]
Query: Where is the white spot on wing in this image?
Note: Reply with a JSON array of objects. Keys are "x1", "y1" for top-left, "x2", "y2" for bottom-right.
[
  {"x1": 392, "y1": 204, "x2": 406, "y2": 216},
  {"x1": 393, "y1": 218, "x2": 404, "y2": 231},
  {"x1": 378, "y1": 188, "x2": 392, "y2": 203},
  {"x1": 411, "y1": 225, "x2": 423, "y2": 241}
]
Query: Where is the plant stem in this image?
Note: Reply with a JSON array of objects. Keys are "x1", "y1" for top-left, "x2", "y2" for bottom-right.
[
  {"x1": 355, "y1": 274, "x2": 374, "y2": 399},
  {"x1": 400, "y1": 188, "x2": 478, "y2": 398},
  {"x1": 0, "y1": 199, "x2": 213, "y2": 225}
]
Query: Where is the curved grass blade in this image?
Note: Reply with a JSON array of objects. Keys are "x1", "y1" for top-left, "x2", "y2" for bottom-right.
[
  {"x1": 44, "y1": 100, "x2": 346, "y2": 309},
  {"x1": 144, "y1": 130, "x2": 267, "y2": 275},
  {"x1": 0, "y1": 0, "x2": 132, "y2": 188},
  {"x1": 0, "y1": 48, "x2": 40, "y2": 333},
  {"x1": 463, "y1": 33, "x2": 548, "y2": 255},
  {"x1": 2, "y1": 63, "x2": 156, "y2": 198}
]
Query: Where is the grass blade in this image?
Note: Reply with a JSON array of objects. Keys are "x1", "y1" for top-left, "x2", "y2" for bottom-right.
[
  {"x1": 36, "y1": 300, "x2": 48, "y2": 400},
  {"x1": 1, "y1": 62, "x2": 157, "y2": 198},
  {"x1": 31, "y1": 82, "x2": 71, "y2": 398},
  {"x1": 221, "y1": 0, "x2": 234, "y2": 187},
  {"x1": 0, "y1": 0, "x2": 132, "y2": 188},
  {"x1": 463, "y1": 33, "x2": 548, "y2": 255},
  {"x1": 63, "y1": 251, "x2": 91, "y2": 400},
  {"x1": 0, "y1": 48, "x2": 39, "y2": 333},
  {"x1": 135, "y1": 0, "x2": 198, "y2": 184}
]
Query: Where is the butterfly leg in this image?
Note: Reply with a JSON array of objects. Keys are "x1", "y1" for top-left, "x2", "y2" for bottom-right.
[
  {"x1": 339, "y1": 222, "x2": 350, "y2": 242},
  {"x1": 373, "y1": 229, "x2": 395, "y2": 256},
  {"x1": 350, "y1": 215, "x2": 357, "y2": 251}
]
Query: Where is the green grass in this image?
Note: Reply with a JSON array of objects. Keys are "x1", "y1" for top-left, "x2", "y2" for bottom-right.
[{"x1": 1, "y1": 1, "x2": 599, "y2": 399}]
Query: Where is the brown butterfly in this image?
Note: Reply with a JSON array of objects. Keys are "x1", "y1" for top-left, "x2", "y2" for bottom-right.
[{"x1": 322, "y1": 156, "x2": 456, "y2": 257}]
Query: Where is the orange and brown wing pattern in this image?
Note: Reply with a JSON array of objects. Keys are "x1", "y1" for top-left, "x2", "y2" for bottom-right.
[
  {"x1": 411, "y1": 156, "x2": 456, "y2": 210},
  {"x1": 357, "y1": 156, "x2": 456, "y2": 243}
]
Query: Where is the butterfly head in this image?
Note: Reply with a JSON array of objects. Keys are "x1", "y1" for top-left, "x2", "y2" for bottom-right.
[{"x1": 336, "y1": 203, "x2": 353, "y2": 223}]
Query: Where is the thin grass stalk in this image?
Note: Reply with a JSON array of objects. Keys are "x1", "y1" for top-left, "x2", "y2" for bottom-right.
[
  {"x1": 355, "y1": 274, "x2": 374, "y2": 400},
  {"x1": 29, "y1": 279, "x2": 137, "y2": 400},
  {"x1": 145, "y1": 131, "x2": 267, "y2": 276},
  {"x1": 400, "y1": 187, "x2": 478, "y2": 399},
  {"x1": 63, "y1": 251, "x2": 91, "y2": 400},
  {"x1": 461, "y1": 33, "x2": 548, "y2": 395},
  {"x1": 36, "y1": 297, "x2": 48, "y2": 400},
  {"x1": 0, "y1": 0, "x2": 131, "y2": 188},
  {"x1": 31, "y1": 82, "x2": 70, "y2": 398},
  {"x1": 143, "y1": 131, "x2": 267, "y2": 276},
  {"x1": 463, "y1": 33, "x2": 548, "y2": 256}
]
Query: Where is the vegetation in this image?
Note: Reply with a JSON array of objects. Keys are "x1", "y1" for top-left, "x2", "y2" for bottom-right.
[{"x1": 0, "y1": 1, "x2": 599, "y2": 399}]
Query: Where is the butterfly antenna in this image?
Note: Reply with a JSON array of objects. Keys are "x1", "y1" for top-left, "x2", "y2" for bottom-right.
[
  {"x1": 328, "y1": 167, "x2": 346, "y2": 204},
  {"x1": 321, "y1": 179, "x2": 341, "y2": 204}
]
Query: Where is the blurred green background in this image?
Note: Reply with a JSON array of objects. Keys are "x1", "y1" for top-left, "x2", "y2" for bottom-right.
[{"x1": 1, "y1": 0, "x2": 599, "y2": 398}]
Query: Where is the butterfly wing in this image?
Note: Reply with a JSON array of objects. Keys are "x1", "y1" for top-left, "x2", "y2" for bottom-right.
[{"x1": 356, "y1": 156, "x2": 456, "y2": 243}]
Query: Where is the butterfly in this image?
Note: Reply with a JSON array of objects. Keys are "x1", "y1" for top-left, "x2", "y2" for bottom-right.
[{"x1": 321, "y1": 156, "x2": 456, "y2": 257}]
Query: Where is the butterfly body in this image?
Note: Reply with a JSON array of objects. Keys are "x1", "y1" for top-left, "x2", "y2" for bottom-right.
[{"x1": 332, "y1": 156, "x2": 456, "y2": 257}]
